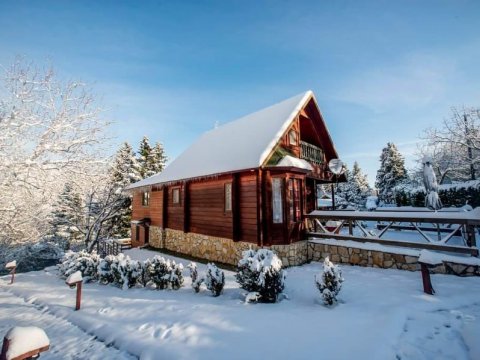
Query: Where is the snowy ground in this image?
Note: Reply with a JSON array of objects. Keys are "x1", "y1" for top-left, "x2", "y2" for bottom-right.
[{"x1": 1, "y1": 248, "x2": 479, "y2": 360}]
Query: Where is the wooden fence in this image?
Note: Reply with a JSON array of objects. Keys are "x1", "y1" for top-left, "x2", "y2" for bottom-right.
[{"x1": 305, "y1": 209, "x2": 480, "y2": 256}]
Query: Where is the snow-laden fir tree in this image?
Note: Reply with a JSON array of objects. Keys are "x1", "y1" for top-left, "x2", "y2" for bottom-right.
[
  {"x1": 315, "y1": 257, "x2": 344, "y2": 306},
  {"x1": 47, "y1": 182, "x2": 84, "y2": 250},
  {"x1": 107, "y1": 142, "x2": 141, "y2": 237},
  {"x1": 334, "y1": 162, "x2": 371, "y2": 209},
  {"x1": 375, "y1": 142, "x2": 407, "y2": 203},
  {"x1": 205, "y1": 263, "x2": 225, "y2": 297},
  {"x1": 138, "y1": 136, "x2": 168, "y2": 179}
]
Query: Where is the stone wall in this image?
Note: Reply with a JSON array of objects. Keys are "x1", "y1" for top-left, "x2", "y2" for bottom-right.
[
  {"x1": 308, "y1": 241, "x2": 480, "y2": 276},
  {"x1": 148, "y1": 226, "x2": 308, "y2": 267},
  {"x1": 146, "y1": 226, "x2": 479, "y2": 276}
]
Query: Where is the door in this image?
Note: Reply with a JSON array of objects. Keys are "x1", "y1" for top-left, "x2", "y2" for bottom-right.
[{"x1": 288, "y1": 178, "x2": 303, "y2": 242}]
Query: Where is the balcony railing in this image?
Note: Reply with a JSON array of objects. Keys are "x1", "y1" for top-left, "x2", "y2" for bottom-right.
[{"x1": 300, "y1": 141, "x2": 324, "y2": 165}]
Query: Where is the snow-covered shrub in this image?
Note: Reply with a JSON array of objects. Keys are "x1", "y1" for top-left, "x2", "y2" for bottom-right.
[
  {"x1": 188, "y1": 262, "x2": 203, "y2": 293},
  {"x1": 58, "y1": 250, "x2": 100, "y2": 281},
  {"x1": 111, "y1": 254, "x2": 143, "y2": 290},
  {"x1": 315, "y1": 257, "x2": 344, "y2": 306},
  {"x1": 97, "y1": 255, "x2": 116, "y2": 284},
  {"x1": 168, "y1": 260, "x2": 184, "y2": 290},
  {"x1": 236, "y1": 249, "x2": 286, "y2": 303},
  {"x1": 145, "y1": 256, "x2": 184, "y2": 290},
  {"x1": 205, "y1": 263, "x2": 225, "y2": 297}
]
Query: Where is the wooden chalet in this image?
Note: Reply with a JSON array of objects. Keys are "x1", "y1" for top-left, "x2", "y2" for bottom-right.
[{"x1": 126, "y1": 90, "x2": 344, "y2": 266}]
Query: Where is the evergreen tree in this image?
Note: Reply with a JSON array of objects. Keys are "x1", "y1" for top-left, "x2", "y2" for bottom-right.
[
  {"x1": 138, "y1": 136, "x2": 167, "y2": 179},
  {"x1": 108, "y1": 142, "x2": 142, "y2": 237},
  {"x1": 375, "y1": 142, "x2": 407, "y2": 203},
  {"x1": 47, "y1": 182, "x2": 84, "y2": 249},
  {"x1": 351, "y1": 161, "x2": 371, "y2": 206},
  {"x1": 138, "y1": 136, "x2": 153, "y2": 178}
]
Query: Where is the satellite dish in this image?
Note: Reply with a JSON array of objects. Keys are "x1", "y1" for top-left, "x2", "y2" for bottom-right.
[{"x1": 328, "y1": 159, "x2": 346, "y2": 175}]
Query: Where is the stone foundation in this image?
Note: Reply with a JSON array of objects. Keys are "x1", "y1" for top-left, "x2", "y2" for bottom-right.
[
  {"x1": 146, "y1": 226, "x2": 479, "y2": 276},
  {"x1": 148, "y1": 226, "x2": 308, "y2": 266},
  {"x1": 308, "y1": 241, "x2": 480, "y2": 276}
]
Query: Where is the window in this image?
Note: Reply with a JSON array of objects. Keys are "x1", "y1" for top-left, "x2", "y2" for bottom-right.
[
  {"x1": 172, "y1": 188, "x2": 180, "y2": 204},
  {"x1": 225, "y1": 183, "x2": 232, "y2": 212},
  {"x1": 288, "y1": 179, "x2": 302, "y2": 222},
  {"x1": 288, "y1": 129, "x2": 298, "y2": 146},
  {"x1": 272, "y1": 178, "x2": 283, "y2": 223},
  {"x1": 142, "y1": 191, "x2": 150, "y2": 206}
]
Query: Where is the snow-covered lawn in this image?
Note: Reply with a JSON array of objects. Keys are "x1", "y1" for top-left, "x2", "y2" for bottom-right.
[{"x1": 1, "y1": 248, "x2": 479, "y2": 360}]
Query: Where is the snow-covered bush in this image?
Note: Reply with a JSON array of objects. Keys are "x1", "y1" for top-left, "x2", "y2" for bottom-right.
[
  {"x1": 145, "y1": 256, "x2": 184, "y2": 290},
  {"x1": 97, "y1": 255, "x2": 116, "y2": 284},
  {"x1": 205, "y1": 263, "x2": 225, "y2": 297},
  {"x1": 58, "y1": 250, "x2": 100, "y2": 281},
  {"x1": 315, "y1": 257, "x2": 344, "y2": 306},
  {"x1": 111, "y1": 254, "x2": 143, "y2": 290},
  {"x1": 236, "y1": 249, "x2": 286, "y2": 303},
  {"x1": 188, "y1": 262, "x2": 203, "y2": 293}
]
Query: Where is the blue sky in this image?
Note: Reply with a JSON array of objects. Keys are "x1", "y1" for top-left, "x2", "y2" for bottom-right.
[{"x1": 1, "y1": 0, "x2": 479, "y2": 185}]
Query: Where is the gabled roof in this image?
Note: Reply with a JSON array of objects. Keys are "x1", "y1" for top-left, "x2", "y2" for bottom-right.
[{"x1": 127, "y1": 90, "x2": 324, "y2": 189}]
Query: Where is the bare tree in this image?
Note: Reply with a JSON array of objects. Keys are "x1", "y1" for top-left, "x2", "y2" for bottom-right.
[
  {"x1": 0, "y1": 58, "x2": 109, "y2": 247},
  {"x1": 420, "y1": 106, "x2": 480, "y2": 182}
]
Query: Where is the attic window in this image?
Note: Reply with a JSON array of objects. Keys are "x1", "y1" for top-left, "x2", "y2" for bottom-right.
[
  {"x1": 142, "y1": 191, "x2": 150, "y2": 206},
  {"x1": 172, "y1": 187, "x2": 180, "y2": 204},
  {"x1": 288, "y1": 130, "x2": 298, "y2": 146}
]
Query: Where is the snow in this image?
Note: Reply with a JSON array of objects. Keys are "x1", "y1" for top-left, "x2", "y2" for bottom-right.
[
  {"x1": 2, "y1": 247, "x2": 480, "y2": 359},
  {"x1": 4, "y1": 326, "x2": 50, "y2": 360},
  {"x1": 5, "y1": 260, "x2": 16, "y2": 269},
  {"x1": 418, "y1": 250, "x2": 444, "y2": 266},
  {"x1": 66, "y1": 271, "x2": 82, "y2": 284},
  {"x1": 276, "y1": 155, "x2": 313, "y2": 170},
  {"x1": 126, "y1": 91, "x2": 314, "y2": 189}
]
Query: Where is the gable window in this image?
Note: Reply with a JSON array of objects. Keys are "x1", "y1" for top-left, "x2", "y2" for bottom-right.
[
  {"x1": 172, "y1": 187, "x2": 180, "y2": 204},
  {"x1": 142, "y1": 191, "x2": 150, "y2": 206},
  {"x1": 272, "y1": 178, "x2": 283, "y2": 223},
  {"x1": 288, "y1": 129, "x2": 298, "y2": 146},
  {"x1": 225, "y1": 183, "x2": 232, "y2": 212}
]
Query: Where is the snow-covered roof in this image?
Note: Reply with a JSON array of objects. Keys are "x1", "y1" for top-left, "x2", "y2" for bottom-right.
[
  {"x1": 276, "y1": 155, "x2": 313, "y2": 171},
  {"x1": 127, "y1": 91, "x2": 314, "y2": 189}
]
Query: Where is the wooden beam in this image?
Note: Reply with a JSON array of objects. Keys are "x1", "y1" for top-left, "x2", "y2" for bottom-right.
[
  {"x1": 162, "y1": 186, "x2": 168, "y2": 228},
  {"x1": 306, "y1": 232, "x2": 479, "y2": 256},
  {"x1": 232, "y1": 174, "x2": 240, "y2": 241},
  {"x1": 183, "y1": 181, "x2": 190, "y2": 233}
]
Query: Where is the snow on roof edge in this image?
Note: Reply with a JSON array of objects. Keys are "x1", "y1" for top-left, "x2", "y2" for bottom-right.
[{"x1": 258, "y1": 90, "x2": 313, "y2": 166}]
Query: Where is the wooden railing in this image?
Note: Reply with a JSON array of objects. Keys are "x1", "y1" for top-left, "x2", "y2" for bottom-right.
[
  {"x1": 300, "y1": 141, "x2": 324, "y2": 165},
  {"x1": 97, "y1": 239, "x2": 132, "y2": 257},
  {"x1": 305, "y1": 209, "x2": 480, "y2": 256}
]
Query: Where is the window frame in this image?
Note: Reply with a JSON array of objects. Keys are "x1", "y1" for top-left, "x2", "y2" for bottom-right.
[
  {"x1": 272, "y1": 177, "x2": 284, "y2": 224},
  {"x1": 142, "y1": 191, "x2": 150, "y2": 207},
  {"x1": 172, "y1": 187, "x2": 181, "y2": 205},
  {"x1": 288, "y1": 129, "x2": 298, "y2": 146},
  {"x1": 224, "y1": 182, "x2": 233, "y2": 213}
]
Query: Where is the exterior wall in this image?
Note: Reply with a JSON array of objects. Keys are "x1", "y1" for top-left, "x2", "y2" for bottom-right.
[
  {"x1": 132, "y1": 189, "x2": 163, "y2": 226},
  {"x1": 189, "y1": 178, "x2": 233, "y2": 239},
  {"x1": 166, "y1": 184, "x2": 184, "y2": 230},
  {"x1": 308, "y1": 242, "x2": 480, "y2": 276},
  {"x1": 238, "y1": 172, "x2": 258, "y2": 243}
]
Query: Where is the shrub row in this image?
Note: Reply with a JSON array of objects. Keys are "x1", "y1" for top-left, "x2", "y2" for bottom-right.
[{"x1": 58, "y1": 251, "x2": 184, "y2": 290}]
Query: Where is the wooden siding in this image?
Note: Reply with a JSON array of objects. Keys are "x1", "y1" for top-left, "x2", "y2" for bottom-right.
[
  {"x1": 238, "y1": 172, "x2": 258, "y2": 243},
  {"x1": 189, "y1": 178, "x2": 232, "y2": 238},
  {"x1": 167, "y1": 185, "x2": 184, "y2": 231},
  {"x1": 131, "y1": 190, "x2": 163, "y2": 227}
]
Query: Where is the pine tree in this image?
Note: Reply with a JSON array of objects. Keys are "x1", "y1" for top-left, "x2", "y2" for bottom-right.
[
  {"x1": 47, "y1": 182, "x2": 84, "y2": 250},
  {"x1": 150, "y1": 141, "x2": 168, "y2": 175},
  {"x1": 375, "y1": 142, "x2": 407, "y2": 203},
  {"x1": 138, "y1": 136, "x2": 167, "y2": 179},
  {"x1": 108, "y1": 142, "x2": 142, "y2": 237},
  {"x1": 351, "y1": 161, "x2": 371, "y2": 206}
]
